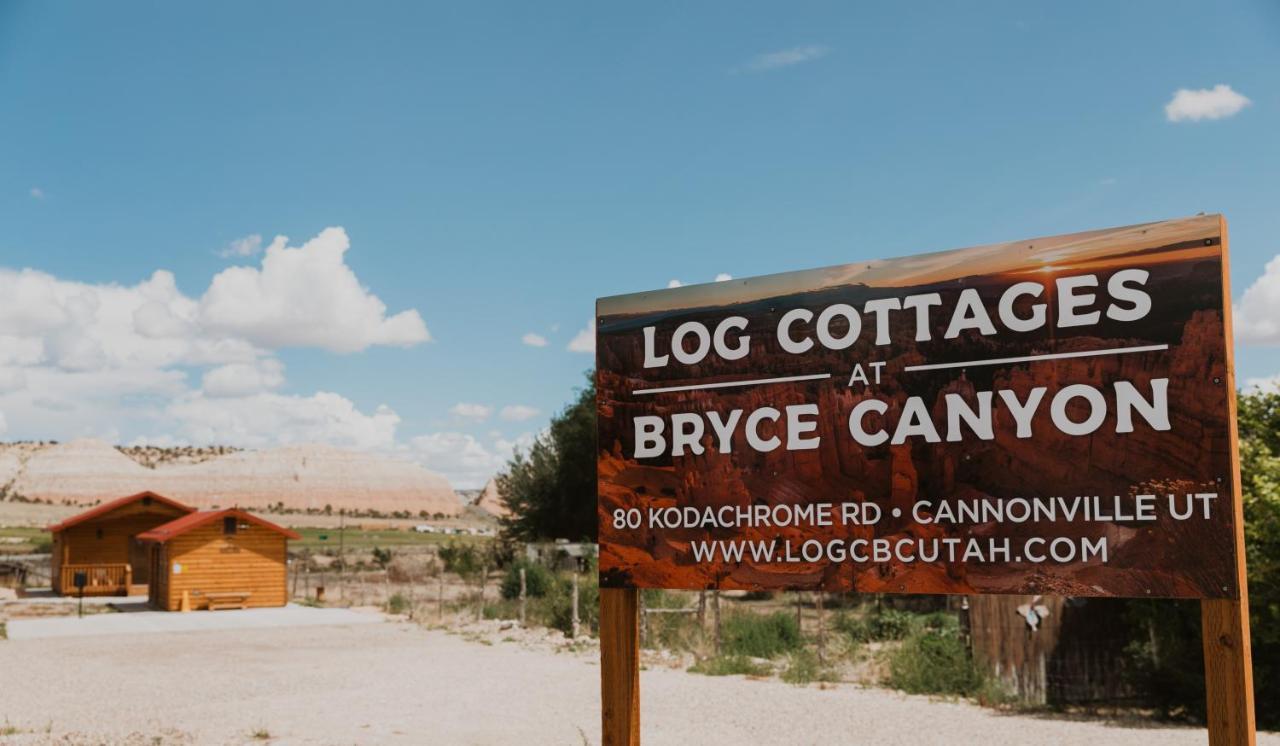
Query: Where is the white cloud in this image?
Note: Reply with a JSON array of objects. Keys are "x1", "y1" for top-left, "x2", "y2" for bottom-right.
[
  {"x1": 168, "y1": 391, "x2": 400, "y2": 450},
  {"x1": 1165, "y1": 84, "x2": 1251, "y2": 122},
  {"x1": 406, "y1": 430, "x2": 534, "y2": 489},
  {"x1": 201, "y1": 358, "x2": 285, "y2": 398},
  {"x1": 568, "y1": 319, "x2": 595, "y2": 353},
  {"x1": 450, "y1": 402, "x2": 493, "y2": 420},
  {"x1": 0, "y1": 226, "x2": 430, "y2": 447},
  {"x1": 200, "y1": 227, "x2": 430, "y2": 353},
  {"x1": 668, "y1": 275, "x2": 731, "y2": 288},
  {"x1": 499, "y1": 404, "x2": 539, "y2": 422},
  {"x1": 0, "y1": 267, "x2": 205, "y2": 372},
  {"x1": 521, "y1": 332, "x2": 548, "y2": 347},
  {"x1": 217, "y1": 234, "x2": 263, "y2": 258},
  {"x1": 0, "y1": 367, "x2": 27, "y2": 393},
  {"x1": 1244, "y1": 374, "x2": 1280, "y2": 394},
  {"x1": 739, "y1": 45, "x2": 829, "y2": 73},
  {"x1": 29, "y1": 187, "x2": 44, "y2": 200},
  {"x1": 1234, "y1": 254, "x2": 1280, "y2": 345}
]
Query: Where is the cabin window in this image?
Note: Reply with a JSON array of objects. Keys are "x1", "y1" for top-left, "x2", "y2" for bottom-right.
[
  {"x1": 142, "y1": 496, "x2": 152, "y2": 506},
  {"x1": 223, "y1": 517, "x2": 238, "y2": 535},
  {"x1": 95, "y1": 527, "x2": 103, "y2": 540}
]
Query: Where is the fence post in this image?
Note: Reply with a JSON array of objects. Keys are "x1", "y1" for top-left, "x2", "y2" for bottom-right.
[
  {"x1": 816, "y1": 591, "x2": 826, "y2": 666},
  {"x1": 407, "y1": 572, "x2": 416, "y2": 621},
  {"x1": 519, "y1": 567, "x2": 527, "y2": 626},
  {"x1": 712, "y1": 590, "x2": 722, "y2": 656},
  {"x1": 639, "y1": 591, "x2": 648, "y2": 648},
  {"x1": 571, "y1": 570, "x2": 581, "y2": 639}
]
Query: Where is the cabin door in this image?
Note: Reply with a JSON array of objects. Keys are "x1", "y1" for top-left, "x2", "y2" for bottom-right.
[{"x1": 129, "y1": 536, "x2": 149, "y2": 586}]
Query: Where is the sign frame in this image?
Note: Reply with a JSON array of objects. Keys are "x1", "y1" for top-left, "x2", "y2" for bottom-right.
[{"x1": 597, "y1": 215, "x2": 1254, "y2": 745}]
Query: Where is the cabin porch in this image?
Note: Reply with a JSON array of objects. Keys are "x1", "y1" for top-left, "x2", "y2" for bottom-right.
[{"x1": 57, "y1": 562, "x2": 147, "y2": 596}]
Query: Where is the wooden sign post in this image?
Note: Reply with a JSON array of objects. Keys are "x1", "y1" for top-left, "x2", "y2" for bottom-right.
[
  {"x1": 597, "y1": 215, "x2": 1254, "y2": 745},
  {"x1": 600, "y1": 587, "x2": 640, "y2": 746},
  {"x1": 1202, "y1": 219, "x2": 1255, "y2": 745}
]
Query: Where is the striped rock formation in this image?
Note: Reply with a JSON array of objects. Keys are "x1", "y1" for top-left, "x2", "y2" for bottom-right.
[{"x1": 1, "y1": 439, "x2": 462, "y2": 516}]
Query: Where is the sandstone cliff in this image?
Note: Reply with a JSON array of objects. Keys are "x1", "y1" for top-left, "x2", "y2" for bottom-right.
[
  {"x1": 1, "y1": 439, "x2": 462, "y2": 516},
  {"x1": 475, "y1": 478, "x2": 509, "y2": 517}
]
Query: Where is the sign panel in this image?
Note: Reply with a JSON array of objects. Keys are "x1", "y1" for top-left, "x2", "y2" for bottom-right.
[{"x1": 596, "y1": 215, "x2": 1238, "y2": 599}]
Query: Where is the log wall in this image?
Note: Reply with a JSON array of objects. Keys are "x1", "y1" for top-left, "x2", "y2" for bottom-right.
[{"x1": 156, "y1": 520, "x2": 288, "y2": 611}]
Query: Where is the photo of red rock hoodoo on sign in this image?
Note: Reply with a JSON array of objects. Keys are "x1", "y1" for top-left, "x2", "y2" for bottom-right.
[{"x1": 596, "y1": 214, "x2": 1239, "y2": 599}]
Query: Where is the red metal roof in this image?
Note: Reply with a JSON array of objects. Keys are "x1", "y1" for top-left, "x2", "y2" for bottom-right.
[
  {"x1": 47, "y1": 491, "x2": 195, "y2": 533},
  {"x1": 136, "y1": 508, "x2": 301, "y2": 543}
]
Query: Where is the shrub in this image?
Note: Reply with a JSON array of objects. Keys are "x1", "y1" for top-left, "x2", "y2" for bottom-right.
[
  {"x1": 647, "y1": 607, "x2": 703, "y2": 653},
  {"x1": 500, "y1": 561, "x2": 554, "y2": 600},
  {"x1": 438, "y1": 540, "x2": 487, "y2": 582},
  {"x1": 483, "y1": 599, "x2": 519, "y2": 620},
  {"x1": 721, "y1": 611, "x2": 801, "y2": 659},
  {"x1": 886, "y1": 627, "x2": 983, "y2": 696},
  {"x1": 384, "y1": 593, "x2": 409, "y2": 615},
  {"x1": 836, "y1": 607, "x2": 928, "y2": 643},
  {"x1": 542, "y1": 570, "x2": 598, "y2": 636},
  {"x1": 780, "y1": 648, "x2": 839, "y2": 686},
  {"x1": 689, "y1": 654, "x2": 771, "y2": 677}
]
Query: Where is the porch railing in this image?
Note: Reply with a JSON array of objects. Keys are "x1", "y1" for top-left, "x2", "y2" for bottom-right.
[{"x1": 61, "y1": 563, "x2": 132, "y2": 596}]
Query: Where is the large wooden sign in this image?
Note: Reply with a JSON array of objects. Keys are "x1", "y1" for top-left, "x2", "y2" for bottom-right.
[
  {"x1": 596, "y1": 214, "x2": 1242, "y2": 600},
  {"x1": 597, "y1": 215, "x2": 1254, "y2": 746}
]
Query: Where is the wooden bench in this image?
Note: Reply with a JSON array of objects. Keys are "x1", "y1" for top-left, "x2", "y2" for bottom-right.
[{"x1": 205, "y1": 592, "x2": 251, "y2": 610}]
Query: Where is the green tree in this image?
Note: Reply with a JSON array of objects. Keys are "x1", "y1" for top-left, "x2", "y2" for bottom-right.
[
  {"x1": 1237, "y1": 389, "x2": 1280, "y2": 728},
  {"x1": 1124, "y1": 389, "x2": 1280, "y2": 727},
  {"x1": 497, "y1": 372, "x2": 597, "y2": 541}
]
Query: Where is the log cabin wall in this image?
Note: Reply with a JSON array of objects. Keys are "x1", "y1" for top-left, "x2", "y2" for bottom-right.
[
  {"x1": 51, "y1": 500, "x2": 190, "y2": 593},
  {"x1": 156, "y1": 520, "x2": 288, "y2": 611}
]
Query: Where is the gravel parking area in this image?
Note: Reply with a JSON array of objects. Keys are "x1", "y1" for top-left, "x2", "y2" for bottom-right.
[
  {"x1": 0, "y1": 622, "x2": 1271, "y2": 745},
  {"x1": 3, "y1": 603, "x2": 379, "y2": 640}
]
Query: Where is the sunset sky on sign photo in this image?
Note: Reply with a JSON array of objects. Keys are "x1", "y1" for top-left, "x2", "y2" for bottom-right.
[{"x1": 1, "y1": 1, "x2": 1278, "y2": 488}]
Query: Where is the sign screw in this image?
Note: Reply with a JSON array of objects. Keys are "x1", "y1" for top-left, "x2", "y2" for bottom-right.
[{"x1": 1213, "y1": 377, "x2": 1221, "y2": 384}]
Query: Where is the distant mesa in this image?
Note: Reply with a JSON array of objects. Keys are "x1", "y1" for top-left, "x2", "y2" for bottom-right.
[
  {"x1": 475, "y1": 477, "x2": 509, "y2": 518},
  {"x1": 0, "y1": 439, "x2": 463, "y2": 516}
]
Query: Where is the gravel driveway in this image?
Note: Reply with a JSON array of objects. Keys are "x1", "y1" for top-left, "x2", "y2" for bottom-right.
[{"x1": 0, "y1": 622, "x2": 1270, "y2": 745}]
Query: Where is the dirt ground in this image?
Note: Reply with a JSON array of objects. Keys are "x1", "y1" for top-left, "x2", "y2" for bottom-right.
[{"x1": 0, "y1": 620, "x2": 1272, "y2": 746}]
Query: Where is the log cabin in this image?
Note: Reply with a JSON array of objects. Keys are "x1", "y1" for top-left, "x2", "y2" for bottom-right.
[
  {"x1": 139, "y1": 508, "x2": 300, "y2": 611},
  {"x1": 49, "y1": 491, "x2": 196, "y2": 596}
]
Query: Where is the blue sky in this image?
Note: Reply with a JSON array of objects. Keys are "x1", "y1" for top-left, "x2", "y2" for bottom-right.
[{"x1": 2, "y1": 1, "x2": 1278, "y2": 486}]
